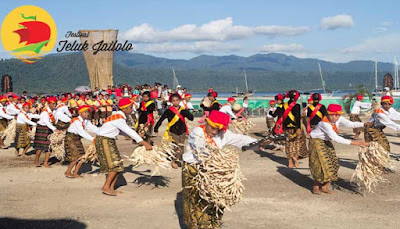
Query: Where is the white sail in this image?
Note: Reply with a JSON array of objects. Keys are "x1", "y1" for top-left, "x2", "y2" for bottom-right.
[
  {"x1": 375, "y1": 61, "x2": 378, "y2": 90},
  {"x1": 318, "y1": 62, "x2": 326, "y2": 94},
  {"x1": 172, "y1": 68, "x2": 179, "y2": 89},
  {"x1": 244, "y1": 68, "x2": 249, "y2": 92}
]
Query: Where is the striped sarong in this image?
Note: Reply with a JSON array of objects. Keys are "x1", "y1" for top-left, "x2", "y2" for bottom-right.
[{"x1": 33, "y1": 125, "x2": 53, "y2": 151}]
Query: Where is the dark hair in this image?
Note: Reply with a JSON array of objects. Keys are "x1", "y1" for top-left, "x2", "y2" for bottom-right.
[
  {"x1": 170, "y1": 93, "x2": 181, "y2": 101},
  {"x1": 142, "y1": 91, "x2": 151, "y2": 97},
  {"x1": 312, "y1": 93, "x2": 321, "y2": 101}
]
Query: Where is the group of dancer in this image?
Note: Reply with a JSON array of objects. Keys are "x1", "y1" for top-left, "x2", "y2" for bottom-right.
[{"x1": 2, "y1": 86, "x2": 400, "y2": 228}]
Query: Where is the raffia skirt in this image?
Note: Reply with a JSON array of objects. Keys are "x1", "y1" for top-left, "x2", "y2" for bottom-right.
[
  {"x1": 33, "y1": 125, "x2": 53, "y2": 151},
  {"x1": 15, "y1": 124, "x2": 30, "y2": 149},
  {"x1": 364, "y1": 127, "x2": 390, "y2": 152},
  {"x1": 309, "y1": 138, "x2": 339, "y2": 183},
  {"x1": 285, "y1": 128, "x2": 309, "y2": 159},
  {"x1": 350, "y1": 114, "x2": 363, "y2": 134},
  {"x1": 95, "y1": 136, "x2": 124, "y2": 173},
  {"x1": 182, "y1": 163, "x2": 222, "y2": 229},
  {"x1": 64, "y1": 132, "x2": 85, "y2": 162},
  {"x1": 0, "y1": 119, "x2": 8, "y2": 132}
]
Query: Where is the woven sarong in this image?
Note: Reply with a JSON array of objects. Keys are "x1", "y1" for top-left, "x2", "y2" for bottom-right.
[
  {"x1": 15, "y1": 124, "x2": 30, "y2": 149},
  {"x1": 170, "y1": 132, "x2": 186, "y2": 161},
  {"x1": 182, "y1": 163, "x2": 222, "y2": 229},
  {"x1": 95, "y1": 136, "x2": 123, "y2": 173},
  {"x1": 33, "y1": 125, "x2": 52, "y2": 151},
  {"x1": 64, "y1": 132, "x2": 85, "y2": 162},
  {"x1": 364, "y1": 127, "x2": 390, "y2": 152},
  {"x1": 56, "y1": 121, "x2": 70, "y2": 131},
  {"x1": 309, "y1": 138, "x2": 339, "y2": 183},
  {"x1": 285, "y1": 128, "x2": 309, "y2": 159},
  {"x1": 266, "y1": 117, "x2": 275, "y2": 133},
  {"x1": 0, "y1": 119, "x2": 8, "y2": 132}
]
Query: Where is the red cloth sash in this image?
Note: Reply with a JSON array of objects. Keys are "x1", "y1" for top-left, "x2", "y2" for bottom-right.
[
  {"x1": 275, "y1": 101, "x2": 296, "y2": 134},
  {"x1": 169, "y1": 106, "x2": 188, "y2": 134},
  {"x1": 307, "y1": 103, "x2": 322, "y2": 133}
]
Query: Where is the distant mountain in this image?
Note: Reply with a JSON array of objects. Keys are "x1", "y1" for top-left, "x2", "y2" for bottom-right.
[{"x1": 0, "y1": 52, "x2": 395, "y2": 94}]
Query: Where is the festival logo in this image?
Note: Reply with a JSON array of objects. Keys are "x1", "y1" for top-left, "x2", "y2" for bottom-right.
[{"x1": 1, "y1": 5, "x2": 57, "y2": 64}]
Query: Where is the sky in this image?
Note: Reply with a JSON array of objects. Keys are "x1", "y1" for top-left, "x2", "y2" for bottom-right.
[{"x1": 1, "y1": 0, "x2": 400, "y2": 63}]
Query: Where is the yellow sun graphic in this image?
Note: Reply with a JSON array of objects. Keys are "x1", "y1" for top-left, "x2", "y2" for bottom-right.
[{"x1": 1, "y1": 5, "x2": 57, "y2": 64}]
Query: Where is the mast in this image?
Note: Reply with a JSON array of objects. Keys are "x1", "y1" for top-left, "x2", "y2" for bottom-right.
[
  {"x1": 395, "y1": 56, "x2": 399, "y2": 89},
  {"x1": 172, "y1": 68, "x2": 179, "y2": 89},
  {"x1": 375, "y1": 61, "x2": 378, "y2": 90},
  {"x1": 318, "y1": 62, "x2": 326, "y2": 94},
  {"x1": 244, "y1": 68, "x2": 249, "y2": 93}
]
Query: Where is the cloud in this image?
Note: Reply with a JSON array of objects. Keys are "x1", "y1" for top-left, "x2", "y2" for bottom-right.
[
  {"x1": 121, "y1": 17, "x2": 310, "y2": 43},
  {"x1": 320, "y1": 14, "x2": 354, "y2": 30},
  {"x1": 341, "y1": 33, "x2": 400, "y2": 54},
  {"x1": 142, "y1": 41, "x2": 240, "y2": 53},
  {"x1": 259, "y1": 43, "x2": 305, "y2": 53}
]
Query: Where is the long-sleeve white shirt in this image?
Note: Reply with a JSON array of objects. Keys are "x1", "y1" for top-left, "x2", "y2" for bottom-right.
[
  {"x1": 6, "y1": 102, "x2": 20, "y2": 116},
  {"x1": 0, "y1": 104, "x2": 13, "y2": 120},
  {"x1": 369, "y1": 108, "x2": 400, "y2": 131},
  {"x1": 310, "y1": 116, "x2": 363, "y2": 145},
  {"x1": 67, "y1": 116, "x2": 99, "y2": 141},
  {"x1": 37, "y1": 108, "x2": 56, "y2": 131},
  {"x1": 97, "y1": 111, "x2": 143, "y2": 143},
  {"x1": 16, "y1": 112, "x2": 39, "y2": 126},
  {"x1": 388, "y1": 107, "x2": 400, "y2": 121},
  {"x1": 266, "y1": 107, "x2": 276, "y2": 118},
  {"x1": 350, "y1": 100, "x2": 372, "y2": 115},
  {"x1": 183, "y1": 127, "x2": 256, "y2": 164},
  {"x1": 219, "y1": 104, "x2": 236, "y2": 119},
  {"x1": 54, "y1": 104, "x2": 72, "y2": 123}
]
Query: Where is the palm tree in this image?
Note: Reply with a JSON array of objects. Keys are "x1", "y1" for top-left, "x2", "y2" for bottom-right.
[{"x1": 342, "y1": 84, "x2": 373, "y2": 114}]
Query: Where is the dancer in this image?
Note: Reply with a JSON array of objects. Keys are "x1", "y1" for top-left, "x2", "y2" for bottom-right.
[
  {"x1": 0, "y1": 96, "x2": 14, "y2": 148},
  {"x1": 309, "y1": 104, "x2": 368, "y2": 194},
  {"x1": 266, "y1": 100, "x2": 276, "y2": 135},
  {"x1": 306, "y1": 93, "x2": 327, "y2": 136},
  {"x1": 154, "y1": 94, "x2": 194, "y2": 168},
  {"x1": 64, "y1": 105, "x2": 99, "y2": 178},
  {"x1": 138, "y1": 91, "x2": 156, "y2": 141},
  {"x1": 350, "y1": 94, "x2": 372, "y2": 139},
  {"x1": 219, "y1": 97, "x2": 237, "y2": 119},
  {"x1": 54, "y1": 97, "x2": 72, "y2": 130},
  {"x1": 95, "y1": 98, "x2": 152, "y2": 196},
  {"x1": 15, "y1": 103, "x2": 39, "y2": 157}
]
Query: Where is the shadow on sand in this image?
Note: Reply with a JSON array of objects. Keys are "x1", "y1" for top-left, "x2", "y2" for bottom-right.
[{"x1": 0, "y1": 217, "x2": 86, "y2": 229}]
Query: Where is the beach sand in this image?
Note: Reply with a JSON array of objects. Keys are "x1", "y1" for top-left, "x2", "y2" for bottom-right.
[{"x1": 1, "y1": 116, "x2": 400, "y2": 229}]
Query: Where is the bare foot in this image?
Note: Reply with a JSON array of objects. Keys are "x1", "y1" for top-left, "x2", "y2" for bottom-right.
[
  {"x1": 34, "y1": 163, "x2": 42, "y2": 167},
  {"x1": 22, "y1": 154, "x2": 29, "y2": 158},
  {"x1": 73, "y1": 174, "x2": 83, "y2": 178},
  {"x1": 43, "y1": 164, "x2": 52, "y2": 168},
  {"x1": 171, "y1": 161, "x2": 179, "y2": 169},
  {"x1": 115, "y1": 190, "x2": 123, "y2": 194},
  {"x1": 102, "y1": 188, "x2": 117, "y2": 196},
  {"x1": 64, "y1": 172, "x2": 75, "y2": 178},
  {"x1": 312, "y1": 189, "x2": 321, "y2": 195},
  {"x1": 294, "y1": 159, "x2": 300, "y2": 168},
  {"x1": 321, "y1": 188, "x2": 333, "y2": 194}
]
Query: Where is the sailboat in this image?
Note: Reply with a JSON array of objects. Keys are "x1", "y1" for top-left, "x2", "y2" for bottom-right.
[
  {"x1": 232, "y1": 69, "x2": 254, "y2": 97},
  {"x1": 301, "y1": 62, "x2": 333, "y2": 96}
]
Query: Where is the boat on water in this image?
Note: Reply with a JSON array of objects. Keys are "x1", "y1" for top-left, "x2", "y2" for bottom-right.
[{"x1": 232, "y1": 69, "x2": 254, "y2": 97}]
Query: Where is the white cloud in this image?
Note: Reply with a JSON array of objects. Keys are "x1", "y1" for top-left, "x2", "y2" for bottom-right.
[
  {"x1": 320, "y1": 14, "x2": 354, "y2": 30},
  {"x1": 121, "y1": 17, "x2": 310, "y2": 43},
  {"x1": 341, "y1": 33, "x2": 400, "y2": 54},
  {"x1": 142, "y1": 41, "x2": 240, "y2": 53},
  {"x1": 259, "y1": 43, "x2": 305, "y2": 53}
]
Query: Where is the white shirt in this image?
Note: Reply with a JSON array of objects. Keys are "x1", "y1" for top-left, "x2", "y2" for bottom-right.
[
  {"x1": 388, "y1": 107, "x2": 400, "y2": 121},
  {"x1": 266, "y1": 107, "x2": 276, "y2": 118},
  {"x1": 183, "y1": 127, "x2": 256, "y2": 164},
  {"x1": 54, "y1": 104, "x2": 72, "y2": 123},
  {"x1": 350, "y1": 100, "x2": 372, "y2": 115},
  {"x1": 67, "y1": 116, "x2": 99, "y2": 141},
  {"x1": 16, "y1": 111, "x2": 39, "y2": 126},
  {"x1": 369, "y1": 108, "x2": 400, "y2": 131},
  {"x1": 243, "y1": 100, "x2": 248, "y2": 108},
  {"x1": 180, "y1": 101, "x2": 194, "y2": 110},
  {"x1": 310, "y1": 116, "x2": 363, "y2": 145},
  {"x1": 37, "y1": 107, "x2": 56, "y2": 131},
  {"x1": 97, "y1": 111, "x2": 143, "y2": 143},
  {"x1": 219, "y1": 104, "x2": 236, "y2": 119},
  {"x1": 0, "y1": 104, "x2": 13, "y2": 120},
  {"x1": 6, "y1": 102, "x2": 20, "y2": 116}
]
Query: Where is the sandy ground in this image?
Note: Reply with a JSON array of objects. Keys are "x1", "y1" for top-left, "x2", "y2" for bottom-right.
[{"x1": 1, "y1": 116, "x2": 400, "y2": 229}]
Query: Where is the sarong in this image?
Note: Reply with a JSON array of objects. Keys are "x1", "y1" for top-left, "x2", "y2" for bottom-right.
[
  {"x1": 182, "y1": 163, "x2": 223, "y2": 229},
  {"x1": 266, "y1": 117, "x2": 275, "y2": 133},
  {"x1": 64, "y1": 132, "x2": 85, "y2": 162},
  {"x1": 170, "y1": 132, "x2": 186, "y2": 161},
  {"x1": 56, "y1": 121, "x2": 70, "y2": 131},
  {"x1": 33, "y1": 125, "x2": 53, "y2": 151},
  {"x1": 15, "y1": 124, "x2": 30, "y2": 149},
  {"x1": 364, "y1": 127, "x2": 390, "y2": 152},
  {"x1": 350, "y1": 114, "x2": 363, "y2": 134},
  {"x1": 95, "y1": 136, "x2": 124, "y2": 173},
  {"x1": 285, "y1": 128, "x2": 309, "y2": 159},
  {"x1": 0, "y1": 119, "x2": 8, "y2": 132},
  {"x1": 309, "y1": 138, "x2": 339, "y2": 183}
]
